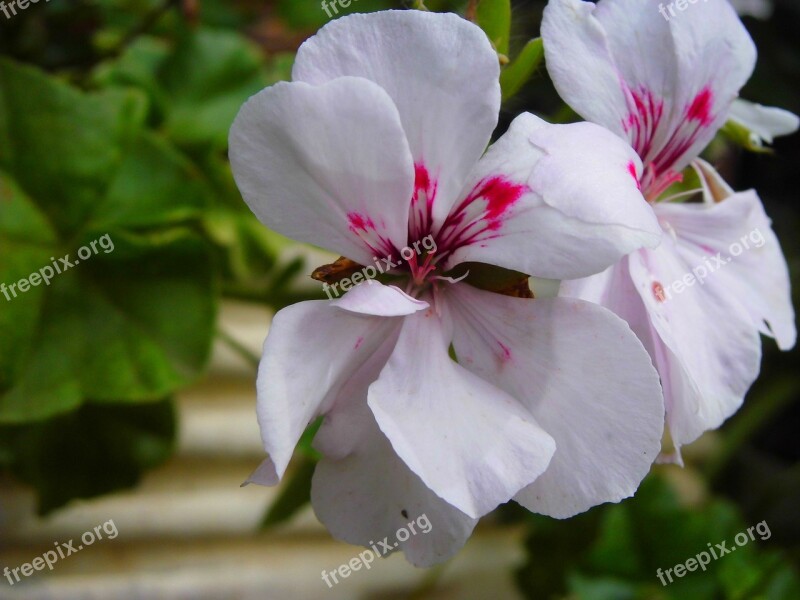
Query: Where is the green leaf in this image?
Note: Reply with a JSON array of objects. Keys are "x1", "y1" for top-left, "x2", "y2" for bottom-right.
[
  {"x1": 568, "y1": 574, "x2": 643, "y2": 600},
  {"x1": 91, "y1": 131, "x2": 213, "y2": 230},
  {"x1": 720, "y1": 119, "x2": 773, "y2": 154},
  {"x1": 0, "y1": 58, "x2": 147, "y2": 237},
  {"x1": 476, "y1": 0, "x2": 511, "y2": 56},
  {"x1": 94, "y1": 28, "x2": 269, "y2": 151},
  {"x1": 158, "y1": 28, "x2": 268, "y2": 150},
  {"x1": 202, "y1": 207, "x2": 286, "y2": 282},
  {"x1": 0, "y1": 400, "x2": 176, "y2": 514},
  {"x1": 500, "y1": 38, "x2": 544, "y2": 102},
  {"x1": 0, "y1": 174, "x2": 58, "y2": 390},
  {"x1": 0, "y1": 58, "x2": 218, "y2": 423},
  {"x1": 92, "y1": 36, "x2": 172, "y2": 119},
  {"x1": 516, "y1": 473, "x2": 800, "y2": 600},
  {"x1": 0, "y1": 229, "x2": 217, "y2": 422},
  {"x1": 261, "y1": 456, "x2": 316, "y2": 529},
  {"x1": 278, "y1": 0, "x2": 395, "y2": 30}
]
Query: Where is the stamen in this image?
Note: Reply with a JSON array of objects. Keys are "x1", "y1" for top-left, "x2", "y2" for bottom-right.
[
  {"x1": 643, "y1": 166, "x2": 684, "y2": 201},
  {"x1": 658, "y1": 187, "x2": 703, "y2": 204},
  {"x1": 430, "y1": 271, "x2": 470, "y2": 284},
  {"x1": 409, "y1": 250, "x2": 438, "y2": 285}
]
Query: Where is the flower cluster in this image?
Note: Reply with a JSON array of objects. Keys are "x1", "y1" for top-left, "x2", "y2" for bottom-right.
[
  {"x1": 230, "y1": 3, "x2": 795, "y2": 566},
  {"x1": 545, "y1": 0, "x2": 796, "y2": 462}
]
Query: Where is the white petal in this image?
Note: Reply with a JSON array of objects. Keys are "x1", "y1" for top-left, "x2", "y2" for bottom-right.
[
  {"x1": 312, "y1": 336, "x2": 477, "y2": 567},
  {"x1": 255, "y1": 300, "x2": 400, "y2": 481},
  {"x1": 244, "y1": 458, "x2": 279, "y2": 487},
  {"x1": 559, "y1": 258, "x2": 660, "y2": 353},
  {"x1": 331, "y1": 281, "x2": 429, "y2": 317},
  {"x1": 666, "y1": 0, "x2": 757, "y2": 166},
  {"x1": 656, "y1": 182, "x2": 796, "y2": 350},
  {"x1": 293, "y1": 10, "x2": 500, "y2": 225},
  {"x1": 368, "y1": 306, "x2": 556, "y2": 519},
  {"x1": 694, "y1": 157, "x2": 735, "y2": 203},
  {"x1": 443, "y1": 113, "x2": 661, "y2": 279},
  {"x1": 444, "y1": 285, "x2": 663, "y2": 518},
  {"x1": 543, "y1": 0, "x2": 756, "y2": 178},
  {"x1": 728, "y1": 99, "x2": 800, "y2": 146},
  {"x1": 230, "y1": 77, "x2": 413, "y2": 265},
  {"x1": 627, "y1": 240, "x2": 762, "y2": 448},
  {"x1": 313, "y1": 423, "x2": 479, "y2": 568},
  {"x1": 542, "y1": 0, "x2": 633, "y2": 140},
  {"x1": 560, "y1": 260, "x2": 679, "y2": 464},
  {"x1": 730, "y1": 0, "x2": 774, "y2": 19}
]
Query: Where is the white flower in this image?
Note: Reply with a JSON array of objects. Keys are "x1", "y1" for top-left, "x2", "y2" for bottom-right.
[
  {"x1": 544, "y1": 0, "x2": 796, "y2": 461},
  {"x1": 231, "y1": 9, "x2": 664, "y2": 565}
]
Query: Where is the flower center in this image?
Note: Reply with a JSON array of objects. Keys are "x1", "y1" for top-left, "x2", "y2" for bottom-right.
[{"x1": 407, "y1": 249, "x2": 438, "y2": 286}]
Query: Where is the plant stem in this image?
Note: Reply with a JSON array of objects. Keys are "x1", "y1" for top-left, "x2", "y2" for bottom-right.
[{"x1": 216, "y1": 328, "x2": 260, "y2": 370}]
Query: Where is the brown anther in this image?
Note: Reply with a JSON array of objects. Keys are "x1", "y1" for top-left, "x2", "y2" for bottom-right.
[{"x1": 311, "y1": 257, "x2": 365, "y2": 284}]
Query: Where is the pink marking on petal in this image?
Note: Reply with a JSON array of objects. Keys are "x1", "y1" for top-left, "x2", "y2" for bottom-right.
[
  {"x1": 346, "y1": 212, "x2": 397, "y2": 260},
  {"x1": 409, "y1": 162, "x2": 438, "y2": 241},
  {"x1": 687, "y1": 88, "x2": 714, "y2": 126},
  {"x1": 347, "y1": 212, "x2": 375, "y2": 232},
  {"x1": 497, "y1": 341, "x2": 513, "y2": 361},
  {"x1": 354, "y1": 336, "x2": 364, "y2": 350},
  {"x1": 652, "y1": 281, "x2": 667, "y2": 303},
  {"x1": 623, "y1": 83, "x2": 716, "y2": 200},
  {"x1": 622, "y1": 85, "x2": 665, "y2": 160},
  {"x1": 437, "y1": 176, "x2": 528, "y2": 252},
  {"x1": 482, "y1": 177, "x2": 528, "y2": 221},
  {"x1": 413, "y1": 164, "x2": 431, "y2": 204},
  {"x1": 627, "y1": 161, "x2": 642, "y2": 191}
]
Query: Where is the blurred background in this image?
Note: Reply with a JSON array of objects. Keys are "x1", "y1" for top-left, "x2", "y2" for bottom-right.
[{"x1": 0, "y1": 0, "x2": 798, "y2": 598}]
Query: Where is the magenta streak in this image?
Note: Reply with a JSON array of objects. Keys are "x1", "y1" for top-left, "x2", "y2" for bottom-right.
[
  {"x1": 348, "y1": 212, "x2": 375, "y2": 232},
  {"x1": 649, "y1": 120, "x2": 704, "y2": 180},
  {"x1": 437, "y1": 176, "x2": 528, "y2": 253},
  {"x1": 622, "y1": 85, "x2": 665, "y2": 161},
  {"x1": 497, "y1": 341, "x2": 512, "y2": 361},
  {"x1": 653, "y1": 88, "x2": 715, "y2": 172},
  {"x1": 625, "y1": 85, "x2": 716, "y2": 199},
  {"x1": 347, "y1": 211, "x2": 396, "y2": 259},
  {"x1": 409, "y1": 163, "x2": 437, "y2": 241},
  {"x1": 687, "y1": 87, "x2": 714, "y2": 126},
  {"x1": 628, "y1": 161, "x2": 642, "y2": 190}
]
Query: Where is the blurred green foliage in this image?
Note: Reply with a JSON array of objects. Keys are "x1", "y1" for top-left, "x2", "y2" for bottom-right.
[
  {"x1": 515, "y1": 474, "x2": 800, "y2": 599},
  {"x1": 0, "y1": 0, "x2": 319, "y2": 513}
]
